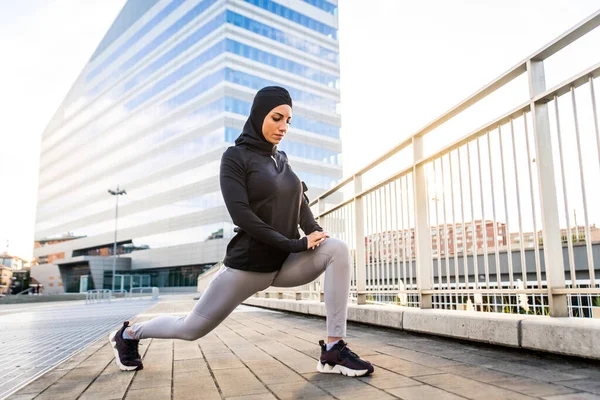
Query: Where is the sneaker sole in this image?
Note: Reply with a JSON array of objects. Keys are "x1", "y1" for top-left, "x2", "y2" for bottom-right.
[
  {"x1": 316, "y1": 361, "x2": 371, "y2": 377},
  {"x1": 108, "y1": 330, "x2": 142, "y2": 372}
]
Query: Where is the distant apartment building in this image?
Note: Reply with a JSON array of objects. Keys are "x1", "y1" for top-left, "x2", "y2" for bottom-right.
[
  {"x1": 509, "y1": 224, "x2": 600, "y2": 247},
  {"x1": 0, "y1": 266, "x2": 13, "y2": 295},
  {"x1": 366, "y1": 220, "x2": 508, "y2": 262},
  {"x1": 0, "y1": 253, "x2": 27, "y2": 270}
]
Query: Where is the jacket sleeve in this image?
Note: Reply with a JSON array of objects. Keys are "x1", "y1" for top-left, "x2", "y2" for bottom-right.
[
  {"x1": 220, "y1": 148, "x2": 307, "y2": 253},
  {"x1": 299, "y1": 182, "x2": 323, "y2": 235}
]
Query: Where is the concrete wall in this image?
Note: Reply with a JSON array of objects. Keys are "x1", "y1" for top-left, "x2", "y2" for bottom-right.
[
  {"x1": 31, "y1": 264, "x2": 62, "y2": 294},
  {"x1": 243, "y1": 297, "x2": 600, "y2": 361}
]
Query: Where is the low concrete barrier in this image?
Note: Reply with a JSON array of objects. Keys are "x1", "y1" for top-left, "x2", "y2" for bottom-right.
[
  {"x1": 196, "y1": 262, "x2": 223, "y2": 294},
  {"x1": 0, "y1": 294, "x2": 87, "y2": 304},
  {"x1": 243, "y1": 296, "x2": 600, "y2": 360}
]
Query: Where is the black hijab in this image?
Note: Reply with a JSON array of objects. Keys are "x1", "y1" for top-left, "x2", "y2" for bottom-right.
[{"x1": 235, "y1": 86, "x2": 293, "y2": 156}]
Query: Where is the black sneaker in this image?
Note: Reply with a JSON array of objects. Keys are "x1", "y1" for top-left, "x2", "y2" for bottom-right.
[
  {"x1": 109, "y1": 321, "x2": 143, "y2": 371},
  {"x1": 317, "y1": 340, "x2": 374, "y2": 377}
]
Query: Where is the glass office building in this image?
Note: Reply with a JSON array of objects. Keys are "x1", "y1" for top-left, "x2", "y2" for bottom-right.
[{"x1": 32, "y1": 0, "x2": 341, "y2": 293}]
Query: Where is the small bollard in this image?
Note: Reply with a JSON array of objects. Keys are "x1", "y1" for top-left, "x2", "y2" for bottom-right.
[
  {"x1": 295, "y1": 292, "x2": 302, "y2": 301},
  {"x1": 152, "y1": 287, "x2": 159, "y2": 301},
  {"x1": 320, "y1": 292, "x2": 325, "y2": 302},
  {"x1": 277, "y1": 292, "x2": 283, "y2": 299}
]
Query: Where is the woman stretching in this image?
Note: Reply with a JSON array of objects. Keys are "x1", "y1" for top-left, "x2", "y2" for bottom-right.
[{"x1": 109, "y1": 86, "x2": 374, "y2": 377}]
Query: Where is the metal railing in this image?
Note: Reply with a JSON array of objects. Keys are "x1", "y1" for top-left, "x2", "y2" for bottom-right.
[
  {"x1": 262, "y1": 10, "x2": 600, "y2": 318},
  {"x1": 85, "y1": 289, "x2": 112, "y2": 304}
]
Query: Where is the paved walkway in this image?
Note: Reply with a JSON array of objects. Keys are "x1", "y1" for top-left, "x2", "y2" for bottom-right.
[
  {"x1": 6, "y1": 297, "x2": 600, "y2": 400},
  {"x1": 0, "y1": 299, "x2": 156, "y2": 399}
]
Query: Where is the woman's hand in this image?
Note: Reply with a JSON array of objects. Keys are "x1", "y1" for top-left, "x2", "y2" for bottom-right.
[{"x1": 306, "y1": 231, "x2": 330, "y2": 250}]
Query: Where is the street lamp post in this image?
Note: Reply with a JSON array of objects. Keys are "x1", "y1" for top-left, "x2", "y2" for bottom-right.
[{"x1": 108, "y1": 185, "x2": 127, "y2": 292}]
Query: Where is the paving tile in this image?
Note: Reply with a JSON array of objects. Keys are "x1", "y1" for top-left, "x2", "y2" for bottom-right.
[
  {"x1": 558, "y1": 379, "x2": 600, "y2": 395},
  {"x1": 304, "y1": 372, "x2": 396, "y2": 399},
  {"x1": 172, "y1": 376, "x2": 221, "y2": 400},
  {"x1": 213, "y1": 367, "x2": 270, "y2": 398},
  {"x1": 439, "y1": 364, "x2": 517, "y2": 383},
  {"x1": 254, "y1": 342, "x2": 318, "y2": 374},
  {"x1": 357, "y1": 367, "x2": 421, "y2": 389},
  {"x1": 125, "y1": 386, "x2": 172, "y2": 400},
  {"x1": 174, "y1": 358, "x2": 209, "y2": 372},
  {"x1": 174, "y1": 341, "x2": 203, "y2": 361},
  {"x1": 173, "y1": 367, "x2": 211, "y2": 385},
  {"x1": 234, "y1": 349, "x2": 275, "y2": 362},
  {"x1": 246, "y1": 360, "x2": 305, "y2": 384},
  {"x1": 492, "y1": 376, "x2": 580, "y2": 397},
  {"x1": 542, "y1": 393, "x2": 600, "y2": 400},
  {"x1": 58, "y1": 366, "x2": 105, "y2": 383},
  {"x1": 226, "y1": 394, "x2": 277, "y2": 400},
  {"x1": 10, "y1": 369, "x2": 70, "y2": 395},
  {"x1": 268, "y1": 380, "x2": 334, "y2": 399},
  {"x1": 378, "y1": 344, "x2": 461, "y2": 368},
  {"x1": 79, "y1": 372, "x2": 134, "y2": 400},
  {"x1": 484, "y1": 361, "x2": 586, "y2": 382},
  {"x1": 204, "y1": 354, "x2": 245, "y2": 370},
  {"x1": 35, "y1": 381, "x2": 92, "y2": 400},
  {"x1": 387, "y1": 384, "x2": 466, "y2": 400},
  {"x1": 128, "y1": 370, "x2": 172, "y2": 390},
  {"x1": 5, "y1": 394, "x2": 37, "y2": 400},
  {"x1": 366, "y1": 354, "x2": 442, "y2": 377},
  {"x1": 417, "y1": 373, "x2": 537, "y2": 400},
  {"x1": 561, "y1": 368, "x2": 600, "y2": 380}
]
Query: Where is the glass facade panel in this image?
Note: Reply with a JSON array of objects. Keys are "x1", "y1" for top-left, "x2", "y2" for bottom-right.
[
  {"x1": 87, "y1": 0, "x2": 186, "y2": 81},
  {"x1": 125, "y1": 39, "x2": 338, "y2": 110},
  {"x1": 225, "y1": 11, "x2": 337, "y2": 62},
  {"x1": 300, "y1": 0, "x2": 337, "y2": 15},
  {"x1": 104, "y1": 264, "x2": 212, "y2": 290},
  {"x1": 244, "y1": 0, "x2": 337, "y2": 39},
  {"x1": 59, "y1": 263, "x2": 95, "y2": 293},
  {"x1": 36, "y1": 162, "x2": 221, "y2": 236},
  {"x1": 40, "y1": 90, "x2": 337, "y2": 194},
  {"x1": 132, "y1": 223, "x2": 231, "y2": 250}
]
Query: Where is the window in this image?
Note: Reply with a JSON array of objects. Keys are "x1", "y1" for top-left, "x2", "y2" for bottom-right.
[
  {"x1": 243, "y1": 0, "x2": 337, "y2": 39},
  {"x1": 87, "y1": 0, "x2": 187, "y2": 82}
]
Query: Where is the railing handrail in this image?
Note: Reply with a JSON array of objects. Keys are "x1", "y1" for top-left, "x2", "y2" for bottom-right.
[{"x1": 310, "y1": 9, "x2": 600, "y2": 208}]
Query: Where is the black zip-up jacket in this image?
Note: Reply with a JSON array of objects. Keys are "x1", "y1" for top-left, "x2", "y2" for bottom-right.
[{"x1": 220, "y1": 146, "x2": 322, "y2": 272}]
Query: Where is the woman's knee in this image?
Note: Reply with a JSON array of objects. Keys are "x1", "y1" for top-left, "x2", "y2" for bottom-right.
[
  {"x1": 325, "y1": 238, "x2": 349, "y2": 254},
  {"x1": 326, "y1": 238, "x2": 350, "y2": 259},
  {"x1": 179, "y1": 327, "x2": 209, "y2": 341},
  {"x1": 179, "y1": 314, "x2": 216, "y2": 341}
]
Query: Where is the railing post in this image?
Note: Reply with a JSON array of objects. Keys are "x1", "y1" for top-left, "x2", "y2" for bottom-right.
[
  {"x1": 317, "y1": 197, "x2": 327, "y2": 302},
  {"x1": 527, "y1": 59, "x2": 568, "y2": 317},
  {"x1": 353, "y1": 175, "x2": 367, "y2": 305},
  {"x1": 318, "y1": 198, "x2": 326, "y2": 218},
  {"x1": 413, "y1": 137, "x2": 433, "y2": 309}
]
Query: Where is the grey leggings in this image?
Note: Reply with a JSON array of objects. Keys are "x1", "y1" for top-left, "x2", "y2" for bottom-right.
[{"x1": 130, "y1": 238, "x2": 350, "y2": 340}]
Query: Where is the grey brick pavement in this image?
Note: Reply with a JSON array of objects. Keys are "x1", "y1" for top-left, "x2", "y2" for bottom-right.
[{"x1": 6, "y1": 297, "x2": 600, "y2": 400}]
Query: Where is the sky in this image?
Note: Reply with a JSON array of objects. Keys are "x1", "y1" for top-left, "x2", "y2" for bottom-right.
[{"x1": 0, "y1": 0, "x2": 599, "y2": 260}]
